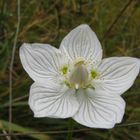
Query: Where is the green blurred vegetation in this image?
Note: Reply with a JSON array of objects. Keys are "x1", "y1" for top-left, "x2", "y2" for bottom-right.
[{"x1": 0, "y1": 0, "x2": 140, "y2": 140}]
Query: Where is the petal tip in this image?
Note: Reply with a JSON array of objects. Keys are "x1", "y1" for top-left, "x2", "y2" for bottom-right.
[
  {"x1": 20, "y1": 43, "x2": 31, "y2": 52},
  {"x1": 136, "y1": 58, "x2": 140, "y2": 67},
  {"x1": 130, "y1": 58, "x2": 140, "y2": 71},
  {"x1": 78, "y1": 24, "x2": 90, "y2": 29},
  {"x1": 34, "y1": 113, "x2": 43, "y2": 118},
  {"x1": 19, "y1": 43, "x2": 31, "y2": 60}
]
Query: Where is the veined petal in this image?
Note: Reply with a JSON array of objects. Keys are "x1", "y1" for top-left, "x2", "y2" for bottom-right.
[
  {"x1": 73, "y1": 89, "x2": 125, "y2": 128},
  {"x1": 20, "y1": 43, "x2": 68, "y2": 83},
  {"x1": 60, "y1": 24, "x2": 102, "y2": 63},
  {"x1": 94, "y1": 57, "x2": 140, "y2": 95},
  {"x1": 29, "y1": 81, "x2": 79, "y2": 118}
]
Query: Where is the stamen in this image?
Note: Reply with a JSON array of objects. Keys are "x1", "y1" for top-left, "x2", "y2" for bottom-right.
[
  {"x1": 91, "y1": 70, "x2": 98, "y2": 79},
  {"x1": 61, "y1": 66, "x2": 68, "y2": 75}
]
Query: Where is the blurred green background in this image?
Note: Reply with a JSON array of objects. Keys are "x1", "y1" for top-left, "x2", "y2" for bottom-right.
[{"x1": 0, "y1": 0, "x2": 140, "y2": 140}]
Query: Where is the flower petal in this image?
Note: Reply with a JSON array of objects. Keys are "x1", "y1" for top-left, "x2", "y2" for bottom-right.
[
  {"x1": 94, "y1": 57, "x2": 140, "y2": 95},
  {"x1": 60, "y1": 24, "x2": 102, "y2": 63},
  {"x1": 29, "y1": 81, "x2": 79, "y2": 118},
  {"x1": 73, "y1": 89, "x2": 125, "y2": 128},
  {"x1": 20, "y1": 43, "x2": 68, "y2": 83}
]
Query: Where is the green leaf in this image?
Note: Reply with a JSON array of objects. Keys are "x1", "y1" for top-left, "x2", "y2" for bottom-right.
[{"x1": 0, "y1": 120, "x2": 52, "y2": 140}]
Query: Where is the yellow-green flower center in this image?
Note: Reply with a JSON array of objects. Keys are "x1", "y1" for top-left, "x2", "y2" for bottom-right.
[{"x1": 60, "y1": 58, "x2": 98, "y2": 89}]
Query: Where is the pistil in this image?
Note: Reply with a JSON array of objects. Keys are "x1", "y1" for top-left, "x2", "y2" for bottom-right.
[{"x1": 69, "y1": 60, "x2": 89, "y2": 89}]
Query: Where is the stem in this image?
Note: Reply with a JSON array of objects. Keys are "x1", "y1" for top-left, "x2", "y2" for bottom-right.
[
  {"x1": 66, "y1": 119, "x2": 75, "y2": 140},
  {"x1": 9, "y1": 0, "x2": 20, "y2": 139}
]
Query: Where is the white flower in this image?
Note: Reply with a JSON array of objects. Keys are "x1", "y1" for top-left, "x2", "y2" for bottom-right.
[{"x1": 20, "y1": 24, "x2": 140, "y2": 128}]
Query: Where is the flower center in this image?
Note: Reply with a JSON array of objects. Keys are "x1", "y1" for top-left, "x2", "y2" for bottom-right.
[
  {"x1": 69, "y1": 59, "x2": 89, "y2": 89},
  {"x1": 60, "y1": 58, "x2": 99, "y2": 89}
]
